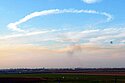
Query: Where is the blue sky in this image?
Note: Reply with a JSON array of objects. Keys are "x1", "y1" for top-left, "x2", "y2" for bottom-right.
[
  {"x1": 0, "y1": 0, "x2": 125, "y2": 45},
  {"x1": 0, "y1": 0, "x2": 125, "y2": 68},
  {"x1": 0, "y1": 0, "x2": 124, "y2": 30},
  {"x1": 0, "y1": 0, "x2": 124, "y2": 31}
]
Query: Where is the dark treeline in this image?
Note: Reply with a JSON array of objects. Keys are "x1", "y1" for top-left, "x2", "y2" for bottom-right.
[{"x1": 0, "y1": 68, "x2": 125, "y2": 74}]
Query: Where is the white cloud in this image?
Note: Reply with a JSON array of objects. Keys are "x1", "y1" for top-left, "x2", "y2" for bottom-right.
[
  {"x1": 1, "y1": 27, "x2": 125, "y2": 48},
  {"x1": 121, "y1": 40, "x2": 125, "y2": 43},
  {"x1": 82, "y1": 0, "x2": 102, "y2": 4},
  {"x1": 42, "y1": 28, "x2": 125, "y2": 46},
  {"x1": 0, "y1": 30, "x2": 54, "y2": 40},
  {"x1": 88, "y1": 28, "x2": 125, "y2": 44},
  {"x1": 57, "y1": 29, "x2": 99, "y2": 42}
]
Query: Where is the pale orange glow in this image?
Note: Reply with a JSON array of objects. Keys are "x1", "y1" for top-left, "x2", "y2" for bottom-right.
[{"x1": 0, "y1": 44, "x2": 125, "y2": 68}]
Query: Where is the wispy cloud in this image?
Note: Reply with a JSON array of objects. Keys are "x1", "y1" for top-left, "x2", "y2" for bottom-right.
[
  {"x1": 121, "y1": 40, "x2": 125, "y2": 43},
  {"x1": 2, "y1": 27, "x2": 125, "y2": 49},
  {"x1": 82, "y1": 0, "x2": 102, "y2": 4},
  {"x1": 88, "y1": 28, "x2": 125, "y2": 44},
  {"x1": 37, "y1": 28, "x2": 125, "y2": 47},
  {"x1": 0, "y1": 30, "x2": 54, "y2": 40}
]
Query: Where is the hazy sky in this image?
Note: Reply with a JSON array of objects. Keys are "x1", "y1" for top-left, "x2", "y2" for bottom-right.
[{"x1": 0, "y1": 0, "x2": 125, "y2": 68}]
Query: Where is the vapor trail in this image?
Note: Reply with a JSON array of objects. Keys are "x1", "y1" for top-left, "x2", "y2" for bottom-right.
[{"x1": 7, "y1": 9, "x2": 113, "y2": 32}]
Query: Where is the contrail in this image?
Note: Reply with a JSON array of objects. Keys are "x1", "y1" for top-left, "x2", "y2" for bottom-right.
[{"x1": 7, "y1": 9, "x2": 113, "y2": 32}]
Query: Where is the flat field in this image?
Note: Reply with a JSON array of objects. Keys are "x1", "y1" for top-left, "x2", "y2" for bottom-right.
[{"x1": 0, "y1": 73, "x2": 125, "y2": 83}]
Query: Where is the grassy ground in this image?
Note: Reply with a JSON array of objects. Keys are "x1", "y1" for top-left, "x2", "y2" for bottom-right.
[{"x1": 0, "y1": 73, "x2": 125, "y2": 83}]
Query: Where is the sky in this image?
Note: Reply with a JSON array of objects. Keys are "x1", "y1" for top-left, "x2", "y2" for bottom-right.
[{"x1": 0, "y1": 0, "x2": 125, "y2": 68}]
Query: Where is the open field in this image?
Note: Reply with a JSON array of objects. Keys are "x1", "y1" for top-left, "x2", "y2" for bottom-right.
[{"x1": 0, "y1": 73, "x2": 125, "y2": 83}]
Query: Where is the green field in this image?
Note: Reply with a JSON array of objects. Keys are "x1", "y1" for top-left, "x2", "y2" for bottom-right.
[{"x1": 0, "y1": 73, "x2": 125, "y2": 83}]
